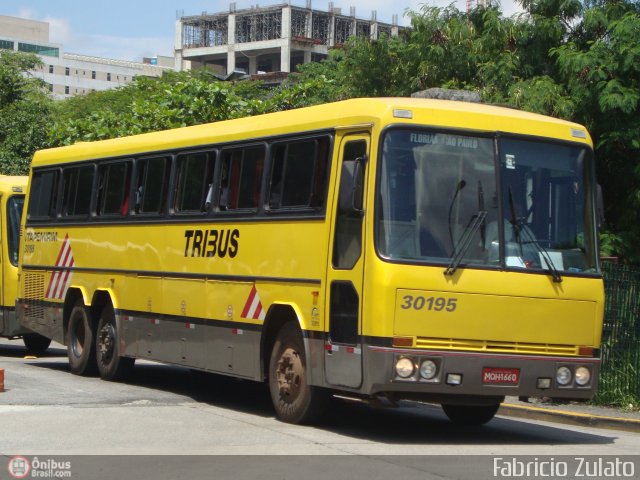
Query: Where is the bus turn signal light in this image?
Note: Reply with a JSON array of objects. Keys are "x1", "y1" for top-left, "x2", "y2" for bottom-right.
[
  {"x1": 578, "y1": 346, "x2": 594, "y2": 356},
  {"x1": 393, "y1": 337, "x2": 413, "y2": 347}
]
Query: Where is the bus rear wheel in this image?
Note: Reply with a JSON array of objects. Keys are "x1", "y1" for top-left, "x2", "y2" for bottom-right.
[
  {"x1": 268, "y1": 323, "x2": 329, "y2": 424},
  {"x1": 66, "y1": 300, "x2": 98, "y2": 376},
  {"x1": 441, "y1": 403, "x2": 500, "y2": 426},
  {"x1": 23, "y1": 333, "x2": 51, "y2": 354},
  {"x1": 96, "y1": 306, "x2": 134, "y2": 381}
]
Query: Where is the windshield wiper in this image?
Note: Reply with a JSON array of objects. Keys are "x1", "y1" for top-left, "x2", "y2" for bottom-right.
[
  {"x1": 518, "y1": 225, "x2": 563, "y2": 283},
  {"x1": 448, "y1": 180, "x2": 467, "y2": 249},
  {"x1": 478, "y1": 180, "x2": 486, "y2": 250},
  {"x1": 508, "y1": 188, "x2": 562, "y2": 283},
  {"x1": 444, "y1": 210, "x2": 487, "y2": 276}
]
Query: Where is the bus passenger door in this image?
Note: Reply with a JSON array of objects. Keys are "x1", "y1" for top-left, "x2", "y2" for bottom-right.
[{"x1": 324, "y1": 134, "x2": 369, "y2": 388}]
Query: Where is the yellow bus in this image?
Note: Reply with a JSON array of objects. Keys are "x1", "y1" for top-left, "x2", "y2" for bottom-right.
[
  {"x1": 17, "y1": 98, "x2": 604, "y2": 424},
  {"x1": 0, "y1": 176, "x2": 51, "y2": 353}
]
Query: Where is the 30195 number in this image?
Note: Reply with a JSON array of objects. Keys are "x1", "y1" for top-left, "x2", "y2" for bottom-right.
[{"x1": 400, "y1": 295, "x2": 458, "y2": 312}]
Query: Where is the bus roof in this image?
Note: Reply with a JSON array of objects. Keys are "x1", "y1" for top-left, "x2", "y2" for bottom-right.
[
  {"x1": 0, "y1": 175, "x2": 28, "y2": 193},
  {"x1": 32, "y1": 98, "x2": 592, "y2": 167}
]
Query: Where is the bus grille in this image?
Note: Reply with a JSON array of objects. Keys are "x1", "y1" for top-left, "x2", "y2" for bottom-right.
[
  {"x1": 414, "y1": 337, "x2": 579, "y2": 356},
  {"x1": 22, "y1": 272, "x2": 46, "y2": 320}
]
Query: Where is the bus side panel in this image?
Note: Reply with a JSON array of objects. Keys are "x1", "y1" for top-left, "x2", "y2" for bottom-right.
[{"x1": 20, "y1": 218, "x2": 331, "y2": 382}]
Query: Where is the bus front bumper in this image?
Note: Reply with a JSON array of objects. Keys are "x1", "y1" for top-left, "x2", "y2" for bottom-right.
[{"x1": 363, "y1": 346, "x2": 600, "y2": 402}]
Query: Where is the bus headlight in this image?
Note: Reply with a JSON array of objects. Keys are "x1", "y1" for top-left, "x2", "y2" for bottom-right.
[
  {"x1": 395, "y1": 357, "x2": 415, "y2": 378},
  {"x1": 556, "y1": 366, "x2": 572, "y2": 386},
  {"x1": 419, "y1": 360, "x2": 437, "y2": 380},
  {"x1": 575, "y1": 366, "x2": 591, "y2": 386}
]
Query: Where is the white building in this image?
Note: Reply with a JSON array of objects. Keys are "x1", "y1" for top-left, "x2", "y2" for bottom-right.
[{"x1": 0, "y1": 15, "x2": 173, "y2": 99}]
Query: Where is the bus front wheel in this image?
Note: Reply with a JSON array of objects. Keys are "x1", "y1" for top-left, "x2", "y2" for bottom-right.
[
  {"x1": 441, "y1": 403, "x2": 500, "y2": 426},
  {"x1": 96, "y1": 306, "x2": 134, "y2": 381},
  {"x1": 268, "y1": 323, "x2": 329, "y2": 424},
  {"x1": 23, "y1": 333, "x2": 51, "y2": 354},
  {"x1": 66, "y1": 300, "x2": 98, "y2": 376}
]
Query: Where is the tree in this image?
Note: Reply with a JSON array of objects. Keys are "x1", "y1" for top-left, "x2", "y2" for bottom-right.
[
  {"x1": 48, "y1": 68, "x2": 341, "y2": 146},
  {"x1": 0, "y1": 51, "x2": 54, "y2": 174},
  {"x1": 551, "y1": 1, "x2": 640, "y2": 259},
  {"x1": 48, "y1": 70, "x2": 259, "y2": 145}
]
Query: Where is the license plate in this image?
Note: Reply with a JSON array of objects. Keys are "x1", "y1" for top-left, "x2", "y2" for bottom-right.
[{"x1": 482, "y1": 367, "x2": 520, "y2": 385}]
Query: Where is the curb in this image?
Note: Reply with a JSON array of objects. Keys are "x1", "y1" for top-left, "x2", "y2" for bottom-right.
[{"x1": 498, "y1": 402, "x2": 640, "y2": 433}]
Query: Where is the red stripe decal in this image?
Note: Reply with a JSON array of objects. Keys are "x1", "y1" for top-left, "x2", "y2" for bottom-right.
[
  {"x1": 53, "y1": 235, "x2": 68, "y2": 267},
  {"x1": 241, "y1": 286, "x2": 257, "y2": 318}
]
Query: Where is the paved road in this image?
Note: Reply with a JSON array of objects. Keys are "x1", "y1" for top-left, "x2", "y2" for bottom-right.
[{"x1": 1, "y1": 338, "x2": 638, "y2": 464}]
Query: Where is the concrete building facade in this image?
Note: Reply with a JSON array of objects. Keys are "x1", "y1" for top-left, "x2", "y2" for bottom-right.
[
  {"x1": 0, "y1": 15, "x2": 173, "y2": 99},
  {"x1": 175, "y1": 2, "x2": 403, "y2": 76}
]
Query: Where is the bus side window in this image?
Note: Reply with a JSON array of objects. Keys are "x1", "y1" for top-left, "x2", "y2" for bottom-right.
[
  {"x1": 219, "y1": 151, "x2": 234, "y2": 210},
  {"x1": 96, "y1": 161, "x2": 131, "y2": 216},
  {"x1": 27, "y1": 170, "x2": 59, "y2": 220},
  {"x1": 219, "y1": 146, "x2": 264, "y2": 211},
  {"x1": 61, "y1": 165, "x2": 94, "y2": 218},
  {"x1": 268, "y1": 136, "x2": 330, "y2": 210},
  {"x1": 135, "y1": 157, "x2": 170, "y2": 215},
  {"x1": 174, "y1": 151, "x2": 216, "y2": 213}
]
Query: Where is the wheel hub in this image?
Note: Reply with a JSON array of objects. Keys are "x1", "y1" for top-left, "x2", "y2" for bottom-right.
[
  {"x1": 276, "y1": 347, "x2": 302, "y2": 402},
  {"x1": 98, "y1": 323, "x2": 116, "y2": 364}
]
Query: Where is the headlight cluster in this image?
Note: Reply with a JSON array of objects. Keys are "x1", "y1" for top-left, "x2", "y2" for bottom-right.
[
  {"x1": 394, "y1": 356, "x2": 440, "y2": 382},
  {"x1": 556, "y1": 365, "x2": 592, "y2": 387}
]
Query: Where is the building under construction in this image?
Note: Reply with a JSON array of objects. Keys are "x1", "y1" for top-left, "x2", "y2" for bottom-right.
[{"x1": 175, "y1": 2, "x2": 402, "y2": 76}]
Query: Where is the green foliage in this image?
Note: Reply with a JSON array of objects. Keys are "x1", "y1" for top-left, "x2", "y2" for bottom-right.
[
  {"x1": 263, "y1": 73, "x2": 342, "y2": 111},
  {"x1": 551, "y1": 5, "x2": 640, "y2": 260},
  {"x1": 337, "y1": 34, "x2": 413, "y2": 96},
  {"x1": 48, "y1": 71, "x2": 256, "y2": 145},
  {"x1": 294, "y1": 50, "x2": 348, "y2": 100},
  {"x1": 52, "y1": 87, "x2": 137, "y2": 122},
  {"x1": 595, "y1": 262, "x2": 640, "y2": 408},
  {"x1": 47, "y1": 68, "x2": 345, "y2": 147},
  {"x1": 0, "y1": 51, "x2": 54, "y2": 174},
  {"x1": 507, "y1": 76, "x2": 575, "y2": 118},
  {"x1": 405, "y1": 5, "x2": 480, "y2": 92},
  {"x1": 599, "y1": 230, "x2": 631, "y2": 259}
]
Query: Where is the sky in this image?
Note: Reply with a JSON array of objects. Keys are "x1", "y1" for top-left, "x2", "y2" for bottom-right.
[{"x1": 5, "y1": 0, "x2": 522, "y2": 62}]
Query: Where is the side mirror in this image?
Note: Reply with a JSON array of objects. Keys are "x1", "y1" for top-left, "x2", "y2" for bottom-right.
[
  {"x1": 352, "y1": 156, "x2": 366, "y2": 212},
  {"x1": 338, "y1": 155, "x2": 367, "y2": 214}
]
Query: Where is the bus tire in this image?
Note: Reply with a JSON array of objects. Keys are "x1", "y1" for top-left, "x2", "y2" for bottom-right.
[
  {"x1": 268, "y1": 322, "x2": 329, "y2": 424},
  {"x1": 22, "y1": 333, "x2": 51, "y2": 354},
  {"x1": 66, "y1": 300, "x2": 98, "y2": 376},
  {"x1": 96, "y1": 305, "x2": 134, "y2": 381},
  {"x1": 441, "y1": 403, "x2": 500, "y2": 426}
]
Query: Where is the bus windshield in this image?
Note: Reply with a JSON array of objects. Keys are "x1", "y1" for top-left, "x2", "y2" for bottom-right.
[
  {"x1": 376, "y1": 129, "x2": 598, "y2": 275},
  {"x1": 7, "y1": 196, "x2": 24, "y2": 266}
]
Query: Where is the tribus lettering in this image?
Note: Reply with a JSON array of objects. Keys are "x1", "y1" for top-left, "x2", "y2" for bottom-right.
[{"x1": 184, "y1": 229, "x2": 240, "y2": 258}]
